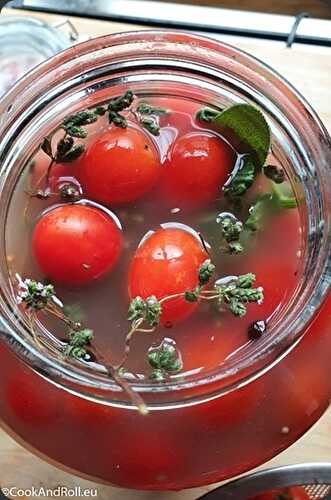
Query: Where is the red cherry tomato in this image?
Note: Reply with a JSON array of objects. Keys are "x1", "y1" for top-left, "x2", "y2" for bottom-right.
[
  {"x1": 78, "y1": 126, "x2": 160, "y2": 205},
  {"x1": 33, "y1": 204, "x2": 122, "y2": 286},
  {"x1": 250, "y1": 485, "x2": 310, "y2": 500},
  {"x1": 162, "y1": 131, "x2": 234, "y2": 207},
  {"x1": 128, "y1": 226, "x2": 208, "y2": 325}
]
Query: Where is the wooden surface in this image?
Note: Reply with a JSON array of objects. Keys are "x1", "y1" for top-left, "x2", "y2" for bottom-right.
[{"x1": 1, "y1": 8, "x2": 331, "y2": 500}]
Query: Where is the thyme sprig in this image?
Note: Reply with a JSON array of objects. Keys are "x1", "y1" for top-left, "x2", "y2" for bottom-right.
[
  {"x1": 36, "y1": 90, "x2": 170, "y2": 199},
  {"x1": 216, "y1": 212, "x2": 244, "y2": 254},
  {"x1": 124, "y1": 259, "x2": 263, "y2": 369},
  {"x1": 135, "y1": 102, "x2": 168, "y2": 136},
  {"x1": 214, "y1": 273, "x2": 264, "y2": 317},
  {"x1": 148, "y1": 338, "x2": 182, "y2": 381},
  {"x1": 16, "y1": 259, "x2": 264, "y2": 411},
  {"x1": 16, "y1": 277, "x2": 148, "y2": 415},
  {"x1": 107, "y1": 90, "x2": 134, "y2": 128},
  {"x1": 196, "y1": 107, "x2": 220, "y2": 123},
  {"x1": 16, "y1": 278, "x2": 55, "y2": 310},
  {"x1": 62, "y1": 110, "x2": 99, "y2": 138},
  {"x1": 39, "y1": 131, "x2": 85, "y2": 196},
  {"x1": 64, "y1": 328, "x2": 94, "y2": 360}
]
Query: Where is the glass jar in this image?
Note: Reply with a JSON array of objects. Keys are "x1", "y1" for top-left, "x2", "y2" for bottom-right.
[
  {"x1": 0, "y1": 16, "x2": 71, "y2": 97},
  {"x1": 0, "y1": 31, "x2": 330, "y2": 490}
]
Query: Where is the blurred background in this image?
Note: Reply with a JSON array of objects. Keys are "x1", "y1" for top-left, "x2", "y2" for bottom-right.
[
  {"x1": 5, "y1": 0, "x2": 331, "y2": 18},
  {"x1": 156, "y1": 0, "x2": 331, "y2": 17}
]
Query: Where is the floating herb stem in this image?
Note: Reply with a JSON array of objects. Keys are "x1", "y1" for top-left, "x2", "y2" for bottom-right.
[
  {"x1": 16, "y1": 257, "x2": 264, "y2": 413},
  {"x1": 16, "y1": 277, "x2": 148, "y2": 415}
]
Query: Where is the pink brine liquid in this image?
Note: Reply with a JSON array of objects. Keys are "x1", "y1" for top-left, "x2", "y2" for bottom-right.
[{"x1": 0, "y1": 94, "x2": 329, "y2": 490}]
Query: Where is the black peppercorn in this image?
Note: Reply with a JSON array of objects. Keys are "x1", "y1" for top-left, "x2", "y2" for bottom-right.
[{"x1": 248, "y1": 320, "x2": 267, "y2": 340}]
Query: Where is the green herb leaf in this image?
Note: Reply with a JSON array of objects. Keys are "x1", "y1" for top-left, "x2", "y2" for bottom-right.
[
  {"x1": 184, "y1": 290, "x2": 199, "y2": 302},
  {"x1": 228, "y1": 298, "x2": 247, "y2": 317},
  {"x1": 216, "y1": 212, "x2": 244, "y2": 254},
  {"x1": 213, "y1": 104, "x2": 270, "y2": 169},
  {"x1": 136, "y1": 102, "x2": 168, "y2": 116},
  {"x1": 148, "y1": 337, "x2": 182, "y2": 379},
  {"x1": 60, "y1": 144, "x2": 85, "y2": 163},
  {"x1": 228, "y1": 241, "x2": 244, "y2": 254},
  {"x1": 61, "y1": 110, "x2": 98, "y2": 139},
  {"x1": 107, "y1": 91, "x2": 134, "y2": 128},
  {"x1": 16, "y1": 279, "x2": 55, "y2": 311},
  {"x1": 136, "y1": 100, "x2": 169, "y2": 135},
  {"x1": 198, "y1": 259, "x2": 215, "y2": 286},
  {"x1": 224, "y1": 155, "x2": 255, "y2": 197},
  {"x1": 95, "y1": 106, "x2": 107, "y2": 116},
  {"x1": 67, "y1": 328, "x2": 93, "y2": 347},
  {"x1": 40, "y1": 137, "x2": 53, "y2": 159},
  {"x1": 64, "y1": 328, "x2": 93, "y2": 361},
  {"x1": 245, "y1": 194, "x2": 273, "y2": 232},
  {"x1": 272, "y1": 182, "x2": 297, "y2": 209},
  {"x1": 236, "y1": 273, "x2": 255, "y2": 288},
  {"x1": 128, "y1": 296, "x2": 146, "y2": 322},
  {"x1": 215, "y1": 273, "x2": 263, "y2": 317},
  {"x1": 127, "y1": 295, "x2": 162, "y2": 327},
  {"x1": 150, "y1": 368, "x2": 166, "y2": 382},
  {"x1": 63, "y1": 110, "x2": 98, "y2": 127},
  {"x1": 56, "y1": 137, "x2": 74, "y2": 161},
  {"x1": 108, "y1": 90, "x2": 134, "y2": 113},
  {"x1": 140, "y1": 116, "x2": 160, "y2": 136},
  {"x1": 196, "y1": 107, "x2": 220, "y2": 123},
  {"x1": 64, "y1": 345, "x2": 90, "y2": 360},
  {"x1": 145, "y1": 296, "x2": 162, "y2": 327},
  {"x1": 65, "y1": 126, "x2": 88, "y2": 139},
  {"x1": 108, "y1": 111, "x2": 127, "y2": 128}
]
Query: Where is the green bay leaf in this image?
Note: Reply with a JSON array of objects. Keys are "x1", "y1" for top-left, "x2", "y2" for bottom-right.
[{"x1": 213, "y1": 104, "x2": 270, "y2": 169}]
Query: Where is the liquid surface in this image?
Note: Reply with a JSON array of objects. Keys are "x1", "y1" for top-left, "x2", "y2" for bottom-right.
[{"x1": 6, "y1": 96, "x2": 302, "y2": 380}]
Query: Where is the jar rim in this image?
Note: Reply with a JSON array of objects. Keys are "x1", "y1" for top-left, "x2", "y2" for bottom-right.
[{"x1": 0, "y1": 30, "x2": 330, "y2": 409}]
